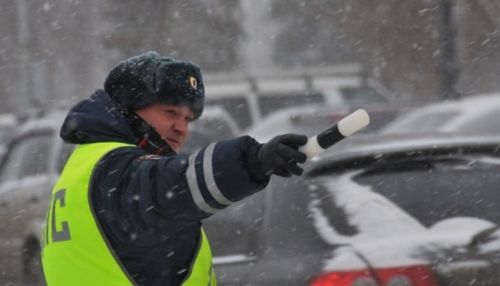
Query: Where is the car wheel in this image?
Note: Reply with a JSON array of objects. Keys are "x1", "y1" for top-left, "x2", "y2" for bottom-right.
[{"x1": 23, "y1": 239, "x2": 45, "y2": 286}]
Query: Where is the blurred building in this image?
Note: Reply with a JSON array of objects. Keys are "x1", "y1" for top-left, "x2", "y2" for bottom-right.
[
  {"x1": 271, "y1": 0, "x2": 500, "y2": 100},
  {"x1": 0, "y1": 1, "x2": 499, "y2": 115}
]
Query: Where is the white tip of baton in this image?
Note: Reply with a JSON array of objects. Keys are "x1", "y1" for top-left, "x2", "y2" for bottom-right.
[{"x1": 337, "y1": 109, "x2": 370, "y2": 137}]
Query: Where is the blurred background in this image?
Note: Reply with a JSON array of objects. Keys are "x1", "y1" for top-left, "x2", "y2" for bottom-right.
[
  {"x1": 4, "y1": 2, "x2": 500, "y2": 285},
  {"x1": 1, "y1": 0, "x2": 500, "y2": 116}
]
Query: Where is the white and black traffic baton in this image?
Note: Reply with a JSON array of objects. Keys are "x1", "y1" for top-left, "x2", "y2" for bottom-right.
[{"x1": 299, "y1": 109, "x2": 370, "y2": 159}]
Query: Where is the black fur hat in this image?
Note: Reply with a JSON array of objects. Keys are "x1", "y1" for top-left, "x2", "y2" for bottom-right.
[{"x1": 104, "y1": 51, "x2": 205, "y2": 119}]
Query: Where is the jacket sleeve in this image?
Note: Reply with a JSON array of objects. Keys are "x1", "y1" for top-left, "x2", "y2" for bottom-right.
[{"x1": 92, "y1": 136, "x2": 270, "y2": 223}]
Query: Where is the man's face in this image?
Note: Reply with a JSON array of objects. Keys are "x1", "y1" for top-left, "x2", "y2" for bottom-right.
[{"x1": 135, "y1": 103, "x2": 194, "y2": 152}]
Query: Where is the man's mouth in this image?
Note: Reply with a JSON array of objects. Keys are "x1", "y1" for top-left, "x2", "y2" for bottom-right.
[{"x1": 166, "y1": 138, "x2": 180, "y2": 148}]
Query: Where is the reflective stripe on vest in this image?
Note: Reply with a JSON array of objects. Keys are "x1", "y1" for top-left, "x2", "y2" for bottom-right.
[{"x1": 41, "y1": 142, "x2": 216, "y2": 286}]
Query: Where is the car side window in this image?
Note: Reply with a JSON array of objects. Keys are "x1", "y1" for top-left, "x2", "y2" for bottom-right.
[
  {"x1": 19, "y1": 134, "x2": 53, "y2": 177},
  {"x1": 0, "y1": 139, "x2": 29, "y2": 184},
  {"x1": 0, "y1": 133, "x2": 55, "y2": 185}
]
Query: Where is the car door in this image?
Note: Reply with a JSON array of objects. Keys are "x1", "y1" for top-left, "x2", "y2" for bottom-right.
[{"x1": 203, "y1": 190, "x2": 266, "y2": 285}]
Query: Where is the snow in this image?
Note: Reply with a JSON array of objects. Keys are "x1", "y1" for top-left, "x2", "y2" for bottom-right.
[
  {"x1": 309, "y1": 171, "x2": 497, "y2": 271},
  {"x1": 436, "y1": 260, "x2": 490, "y2": 274},
  {"x1": 477, "y1": 229, "x2": 500, "y2": 253},
  {"x1": 309, "y1": 171, "x2": 425, "y2": 245},
  {"x1": 429, "y1": 217, "x2": 495, "y2": 234},
  {"x1": 213, "y1": 254, "x2": 256, "y2": 265}
]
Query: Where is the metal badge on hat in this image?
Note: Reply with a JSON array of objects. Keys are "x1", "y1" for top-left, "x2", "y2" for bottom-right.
[{"x1": 188, "y1": 76, "x2": 197, "y2": 89}]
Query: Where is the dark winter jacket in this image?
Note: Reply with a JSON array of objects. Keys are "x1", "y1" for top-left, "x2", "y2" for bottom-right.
[{"x1": 60, "y1": 90, "x2": 270, "y2": 285}]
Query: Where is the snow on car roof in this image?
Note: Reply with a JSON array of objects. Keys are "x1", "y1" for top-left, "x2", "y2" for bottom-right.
[
  {"x1": 309, "y1": 172, "x2": 425, "y2": 245},
  {"x1": 0, "y1": 114, "x2": 17, "y2": 126},
  {"x1": 16, "y1": 111, "x2": 67, "y2": 135},
  {"x1": 310, "y1": 171, "x2": 426, "y2": 270}
]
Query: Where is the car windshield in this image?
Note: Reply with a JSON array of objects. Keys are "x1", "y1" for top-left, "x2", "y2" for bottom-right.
[{"x1": 313, "y1": 154, "x2": 500, "y2": 233}]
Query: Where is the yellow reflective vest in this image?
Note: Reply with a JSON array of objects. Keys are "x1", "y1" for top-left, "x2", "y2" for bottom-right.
[{"x1": 41, "y1": 142, "x2": 216, "y2": 285}]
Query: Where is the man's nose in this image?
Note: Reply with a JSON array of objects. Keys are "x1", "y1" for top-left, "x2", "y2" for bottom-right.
[{"x1": 172, "y1": 119, "x2": 188, "y2": 135}]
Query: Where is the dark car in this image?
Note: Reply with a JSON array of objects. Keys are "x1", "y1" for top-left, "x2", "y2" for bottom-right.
[
  {"x1": 181, "y1": 106, "x2": 240, "y2": 154},
  {"x1": 204, "y1": 133, "x2": 500, "y2": 286}
]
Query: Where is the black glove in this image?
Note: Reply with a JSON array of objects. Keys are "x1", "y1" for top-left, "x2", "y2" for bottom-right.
[{"x1": 257, "y1": 134, "x2": 308, "y2": 177}]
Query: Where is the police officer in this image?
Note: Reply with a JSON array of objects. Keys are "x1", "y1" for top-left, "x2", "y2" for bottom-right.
[{"x1": 41, "y1": 51, "x2": 307, "y2": 285}]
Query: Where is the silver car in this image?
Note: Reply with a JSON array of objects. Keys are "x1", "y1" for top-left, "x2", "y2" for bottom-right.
[{"x1": 0, "y1": 111, "x2": 73, "y2": 285}]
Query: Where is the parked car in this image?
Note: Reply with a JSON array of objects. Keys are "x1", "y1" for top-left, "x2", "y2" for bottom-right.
[
  {"x1": 204, "y1": 64, "x2": 395, "y2": 129},
  {"x1": 244, "y1": 104, "x2": 402, "y2": 142},
  {"x1": 204, "y1": 133, "x2": 500, "y2": 285},
  {"x1": 381, "y1": 93, "x2": 500, "y2": 135},
  {"x1": 0, "y1": 111, "x2": 73, "y2": 285}
]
